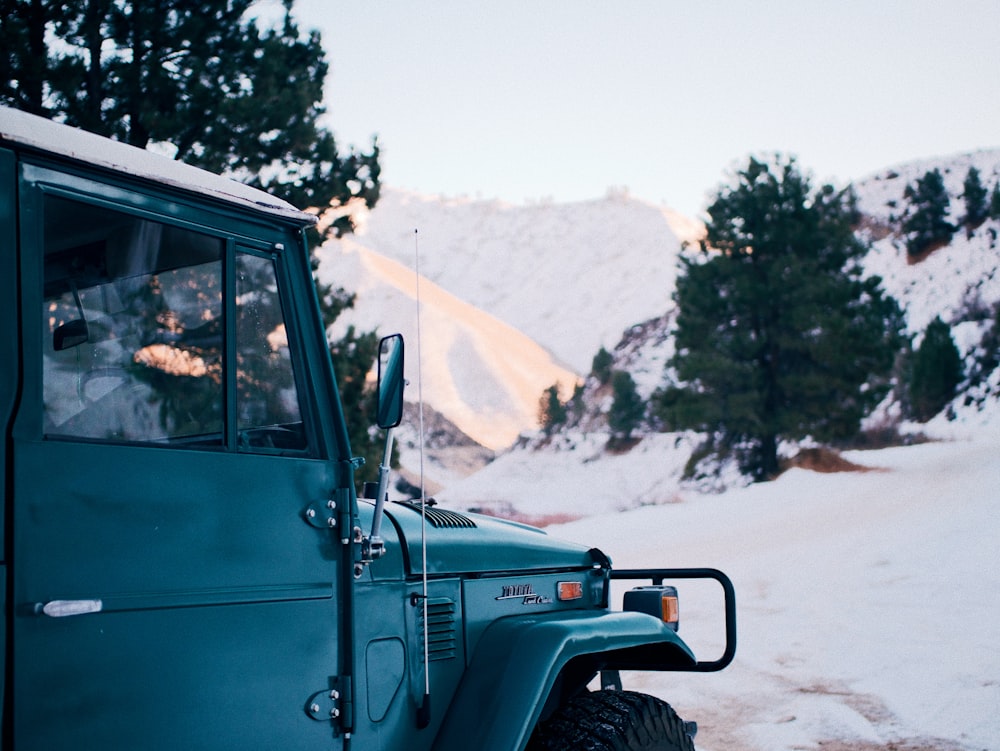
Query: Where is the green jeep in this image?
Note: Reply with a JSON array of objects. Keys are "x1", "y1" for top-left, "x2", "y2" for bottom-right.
[{"x1": 0, "y1": 106, "x2": 735, "y2": 750}]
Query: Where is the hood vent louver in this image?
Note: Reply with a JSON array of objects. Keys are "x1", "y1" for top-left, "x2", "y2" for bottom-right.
[{"x1": 393, "y1": 501, "x2": 477, "y2": 529}]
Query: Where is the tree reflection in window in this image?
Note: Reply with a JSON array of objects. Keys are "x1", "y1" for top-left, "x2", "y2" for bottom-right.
[{"x1": 42, "y1": 196, "x2": 307, "y2": 453}]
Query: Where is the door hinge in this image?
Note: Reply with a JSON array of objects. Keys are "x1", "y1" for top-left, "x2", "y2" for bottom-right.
[
  {"x1": 305, "y1": 678, "x2": 353, "y2": 734},
  {"x1": 303, "y1": 500, "x2": 337, "y2": 529},
  {"x1": 303, "y1": 488, "x2": 354, "y2": 533}
]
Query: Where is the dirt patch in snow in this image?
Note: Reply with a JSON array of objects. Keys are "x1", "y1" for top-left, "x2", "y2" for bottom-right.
[{"x1": 783, "y1": 447, "x2": 882, "y2": 474}]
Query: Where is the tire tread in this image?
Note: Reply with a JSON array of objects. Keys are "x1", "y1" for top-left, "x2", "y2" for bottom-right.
[{"x1": 528, "y1": 690, "x2": 695, "y2": 751}]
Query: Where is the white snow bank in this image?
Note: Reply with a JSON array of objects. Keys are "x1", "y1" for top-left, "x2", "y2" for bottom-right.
[
  {"x1": 545, "y1": 437, "x2": 1000, "y2": 750},
  {"x1": 437, "y1": 432, "x2": 705, "y2": 518}
]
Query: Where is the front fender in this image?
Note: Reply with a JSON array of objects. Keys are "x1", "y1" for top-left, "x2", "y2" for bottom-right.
[{"x1": 431, "y1": 610, "x2": 694, "y2": 751}]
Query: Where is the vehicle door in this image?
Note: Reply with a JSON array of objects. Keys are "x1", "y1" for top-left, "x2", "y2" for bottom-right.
[{"x1": 10, "y1": 162, "x2": 348, "y2": 750}]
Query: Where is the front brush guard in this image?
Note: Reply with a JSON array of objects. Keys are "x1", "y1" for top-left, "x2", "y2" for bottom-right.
[{"x1": 611, "y1": 567, "x2": 737, "y2": 672}]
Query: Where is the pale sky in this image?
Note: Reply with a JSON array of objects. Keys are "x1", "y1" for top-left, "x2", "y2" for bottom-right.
[{"x1": 292, "y1": 1, "x2": 1000, "y2": 219}]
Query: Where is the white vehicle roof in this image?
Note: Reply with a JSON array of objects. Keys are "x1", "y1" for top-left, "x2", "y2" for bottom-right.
[{"x1": 0, "y1": 106, "x2": 316, "y2": 225}]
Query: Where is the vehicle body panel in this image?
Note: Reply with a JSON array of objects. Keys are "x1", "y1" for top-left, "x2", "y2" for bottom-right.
[
  {"x1": 382, "y1": 502, "x2": 595, "y2": 576},
  {"x1": 5, "y1": 118, "x2": 353, "y2": 749},
  {"x1": 432, "y1": 610, "x2": 695, "y2": 751},
  {"x1": 1, "y1": 147, "x2": 16, "y2": 716}
]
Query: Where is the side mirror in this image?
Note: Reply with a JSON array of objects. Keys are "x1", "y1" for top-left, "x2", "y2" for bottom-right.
[
  {"x1": 53, "y1": 281, "x2": 90, "y2": 351},
  {"x1": 376, "y1": 333, "x2": 404, "y2": 429},
  {"x1": 53, "y1": 318, "x2": 90, "y2": 351},
  {"x1": 364, "y1": 334, "x2": 406, "y2": 568}
]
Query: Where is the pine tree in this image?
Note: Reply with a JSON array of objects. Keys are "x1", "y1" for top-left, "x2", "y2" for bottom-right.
[
  {"x1": 989, "y1": 181, "x2": 1000, "y2": 221},
  {"x1": 591, "y1": 346, "x2": 613, "y2": 385},
  {"x1": 961, "y1": 166, "x2": 988, "y2": 233},
  {"x1": 2, "y1": 0, "x2": 388, "y2": 487},
  {"x1": 1, "y1": 0, "x2": 379, "y2": 239},
  {"x1": 608, "y1": 370, "x2": 644, "y2": 440},
  {"x1": 667, "y1": 155, "x2": 905, "y2": 480},
  {"x1": 328, "y1": 321, "x2": 387, "y2": 488},
  {"x1": 908, "y1": 317, "x2": 963, "y2": 422},
  {"x1": 902, "y1": 168, "x2": 954, "y2": 257},
  {"x1": 0, "y1": 0, "x2": 46, "y2": 114},
  {"x1": 538, "y1": 384, "x2": 568, "y2": 434}
]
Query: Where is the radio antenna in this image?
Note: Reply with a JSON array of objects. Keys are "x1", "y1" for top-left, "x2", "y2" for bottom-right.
[
  {"x1": 414, "y1": 232, "x2": 427, "y2": 512},
  {"x1": 414, "y1": 228, "x2": 432, "y2": 728}
]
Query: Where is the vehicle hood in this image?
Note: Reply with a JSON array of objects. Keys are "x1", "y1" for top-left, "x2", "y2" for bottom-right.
[{"x1": 381, "y1": 501, "x2": 596, "y2": 576}]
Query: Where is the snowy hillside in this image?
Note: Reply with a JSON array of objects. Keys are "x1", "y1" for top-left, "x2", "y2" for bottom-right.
[
  {"x1": 318, "y1": 149, "x2": 1000, "y2": 506},
  {"x1": 317, "y1": 233, "x2": 577, "y2": 449},
  {"x1": 322, "y1": 151, "x2": 1000, "y2": 459},
  {"x1": 319, "y1": 188, "x2": 696, "y2": 448},
  {"x1": 854, "y1": 150, "x2": 1000, "y2": 434},
  {"x1": 337, "y1": 188, "x2": 699, "y2": 374},
  {"x1": 856, "y1": 149, "x2": 1000, "y2": 336}
]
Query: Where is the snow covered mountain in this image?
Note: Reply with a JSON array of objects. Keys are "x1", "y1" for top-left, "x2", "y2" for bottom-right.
[
  {"x1": 329, "y1": 188, "x2": 701, "y2": 375},
  {"x1": 856, "y1": 150, "x2": 1000, "y2": 336},
  {"x1": 317, "y1": 187, "x2": 699, "y2": 448},
  {"x1": 319, "y1": 150, "x2": 1000, "y2": 473}
]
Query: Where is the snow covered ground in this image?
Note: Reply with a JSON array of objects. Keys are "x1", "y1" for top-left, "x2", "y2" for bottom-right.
[{"x1": 541, "y1": 432, "x2": 999, "y2": 750}]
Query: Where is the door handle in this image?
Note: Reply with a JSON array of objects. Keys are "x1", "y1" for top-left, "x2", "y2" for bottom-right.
[{"x1": 38, "y1": 599, "x2": 103, "y2": 617}]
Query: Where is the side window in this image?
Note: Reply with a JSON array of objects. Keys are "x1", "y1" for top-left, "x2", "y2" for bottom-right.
[
  {"x1": 235, "y1": 252, "x2": 307, "y2": 451},
  {"x1": 41, "y1": 195, "x2": 308, "y2": 453},
  {"x1": 43, "y1": 196, "x2": 225, "y2": 444}
]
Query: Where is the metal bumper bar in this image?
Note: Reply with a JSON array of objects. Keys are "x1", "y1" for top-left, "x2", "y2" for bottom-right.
[{"x1": 610, "y1": 567, "x2": 737, "y2": 672}]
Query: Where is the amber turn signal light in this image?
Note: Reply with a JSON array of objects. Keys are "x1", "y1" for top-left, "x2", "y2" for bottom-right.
[
  {"x1": 557, "y1": 581, "x2": 584, "y2": 601},
  {"x1": 623, "y1": 585, "x2": 680, "y2": 632}
]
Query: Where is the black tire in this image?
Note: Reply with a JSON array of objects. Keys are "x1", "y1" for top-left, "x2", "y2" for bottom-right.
[{"x1": 528, "y1": 690, "x2": 696, "y2": 751}]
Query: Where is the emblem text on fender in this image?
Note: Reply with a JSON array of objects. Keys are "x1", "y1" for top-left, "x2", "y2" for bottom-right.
[{"x1": 496, "y1": 583, "x2": 552, "y2": 605}]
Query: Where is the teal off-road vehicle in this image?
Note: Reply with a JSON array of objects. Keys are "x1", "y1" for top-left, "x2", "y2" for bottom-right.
[{"x1": 0, "y1": 106, "x2": 735, "y2": 750}]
